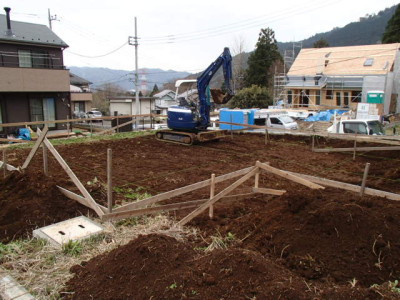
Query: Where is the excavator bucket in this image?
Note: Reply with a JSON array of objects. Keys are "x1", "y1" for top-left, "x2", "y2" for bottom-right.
[{"x1": 210, "y1": 88, "x2": 232, "y2": 105}]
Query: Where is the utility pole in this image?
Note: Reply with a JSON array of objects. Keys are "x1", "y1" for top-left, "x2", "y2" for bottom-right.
[
  {"x1": 128, "y1": 17, "x2": 139, "y2": 129},
  {"x1": 48, "y1": 9, "x2": 58, "y2": 30}
]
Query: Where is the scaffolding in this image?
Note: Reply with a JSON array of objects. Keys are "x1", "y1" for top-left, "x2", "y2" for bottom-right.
[{"x1": 273, "y1": 42, "x2": 302, "y2": 105}]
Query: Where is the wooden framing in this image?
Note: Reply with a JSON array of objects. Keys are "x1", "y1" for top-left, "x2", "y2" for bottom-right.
[
  {"x1": 256, "y1": 161, "x2": 324, "y2": 190},
  {"x1": 112, "y1": 166, "x2": 255, "y2": 213},
  {"x1": 21, "y1": 126, "x2": 49, "y2": 169},
  {"x1": 313, "y1": 146, "x2": 400, "y2": 153},
  {"x1": 285, "y1": 170, "x2": 400, "y2": 201},
  {"x1": 37, "y1": 128, "x2": 104, "y2": 217}
]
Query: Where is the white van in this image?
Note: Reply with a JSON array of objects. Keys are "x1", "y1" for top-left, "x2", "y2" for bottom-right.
[
  {"x1": 327, "y1": 119, "x2": 385, "y2": 135},
  {"x1": 254, "y1": 110, "x2": 298, "y2": 130},
  {"x1": 267, "y1": 115, "x2": 298, "y2": 130}
]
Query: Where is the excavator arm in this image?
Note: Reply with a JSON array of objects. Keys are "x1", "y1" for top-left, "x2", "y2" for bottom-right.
[{"x1": 197, "y1": 47, "x2": 233, "y2": 129}]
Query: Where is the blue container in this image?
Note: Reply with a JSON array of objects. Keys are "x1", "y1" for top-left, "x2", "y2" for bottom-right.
[{"x1": 220, "y1": 109, "x2": 255, "y2": 130}]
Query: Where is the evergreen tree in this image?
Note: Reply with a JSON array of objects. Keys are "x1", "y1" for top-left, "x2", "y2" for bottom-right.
[
  {"x1": 313, "y1": 38, "x2": 330, "y2": 48},
  {"x1": 382, "y1": 5, "x2": 400, "y2": 43},
  {"x1": 150, "y1": 84, "x2": 159, "y2": 96},
  {"x1": 244, "y1": 28, "x2": 282, "y2": 88}
]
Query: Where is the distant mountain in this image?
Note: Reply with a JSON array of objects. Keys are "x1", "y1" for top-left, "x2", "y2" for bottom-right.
[
  {"x1": 278, "y1": 5, "x2": 397, "y2": 54},
  {"x1": 68, "y1": 66, "x2": 190, "y2": 92}
]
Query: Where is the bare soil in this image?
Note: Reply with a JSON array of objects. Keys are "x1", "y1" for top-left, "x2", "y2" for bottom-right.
[{"x1": 1, "y1": 133, "x2": 400, "y2": 298}]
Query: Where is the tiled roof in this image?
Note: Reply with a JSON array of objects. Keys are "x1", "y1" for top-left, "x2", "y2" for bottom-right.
[
  {"x1": 288, "y1": 43, "x2": 400, "y2": 76},
  {"x1": 0, "y1": 14, "x2": 68, "y2": 47}
]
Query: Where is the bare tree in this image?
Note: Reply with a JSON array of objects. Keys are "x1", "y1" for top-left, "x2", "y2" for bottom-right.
[{"x1": 231, "y1": 35, "x2": 247, "y2": 91}]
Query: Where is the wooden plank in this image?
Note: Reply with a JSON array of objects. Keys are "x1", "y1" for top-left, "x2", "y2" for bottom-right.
[
  {"x1": 57, "y1": 186, "x2": 108, "y2": 213},
  {"x1": 113, "y1": 166, "x2": 255, "y2": 213},
  {"x1": 21, "y1": 126, "x2": 49, "y2": 169},
  {"x1": 0, "y1": 138, "x2": 32, "y2": 143},
  {"x1": 177, "y1": 167, "x2": 259, "y2": 226},
  {"x1": 252, "y1": 187, "x2": 286, "y2": 195},
  {"x1": 38, "y1": 129, "x2": 104, "y2": 217},
  {"x1": 256, "y1": 161, "x2": 324, "y2": 190},
  {"x1": 285, "y1": 170, "x2": 400, "y2": 201},
  {"x1": 102, "y1": 192, "x2": 256, "y2": 221},
  {"x1": 0, "y1": 113, "x2": 153, "y2": 128},
  {"x1": 312, "y1": 146, "x2": 400, "y2": 153},
  {"x1": 0, "y1": 161, "x2": 18, "y2": 172}
]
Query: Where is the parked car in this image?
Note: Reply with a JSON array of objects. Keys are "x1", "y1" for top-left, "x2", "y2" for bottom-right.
[
  {"x1": 73, "y1": 111, "x2": 87, "y2": 119},
  {"x1": 86, "y1": 110, "x2": 103, "y2": 122}
]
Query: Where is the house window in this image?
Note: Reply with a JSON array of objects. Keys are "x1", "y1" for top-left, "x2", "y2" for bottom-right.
[
  {"x1": 344, "y1": 92, "x2": 349, "y2": 106},
  {"x1": 326, "y1": 90, "x2": 333, "y2": 100},
  {"x1": 32, "y1": 51, "x2": 49, "y2": 68},
  {"x1": 287, "y1": 90, "x2": 293, "y2": 104},
  {"x1": 364, "y1": 58, "x2": 374, "y2": 66},
  {"x1": 18, "y1": 50, "x2": 50, "y2": 68},
  {"x1": 74, "y1": 101, "x2": 85, "y2": 112},
  {"x1": 30, "y1": 98, "x2": 56, "y2": 128},
  {"x1": 18, "y1": 50, "x2": 32, "y2": 68},
  {"x1": 315, "y1": 90, "x2": 321, "y2": 105},
  {"x1": 336, "y1": 92, "x2": 341, "y2": 106},
  {"x1": 351, "y1": 91, "x2": 362, "y2": 102}
]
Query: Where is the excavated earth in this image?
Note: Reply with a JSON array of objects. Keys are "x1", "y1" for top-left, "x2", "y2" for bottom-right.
[{"x1": 1, "y1": 133, "x2": 400, "y2": 299}]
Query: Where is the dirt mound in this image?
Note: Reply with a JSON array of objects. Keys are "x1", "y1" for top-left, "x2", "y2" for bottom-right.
[
  {"x1": 192, "y1": 188, "x2": 400, "y2": 287},
  {"x1": 63, "y1": 234, "x2": 388, "y2": 300},
  {"x1": 0, "y1": 171, "x2": 92, "y2": 243}
]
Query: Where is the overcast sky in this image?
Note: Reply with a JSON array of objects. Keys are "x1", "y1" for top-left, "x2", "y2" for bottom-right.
[{"x1": 2, "y1": 0, "x2": 399, "y2": 72}]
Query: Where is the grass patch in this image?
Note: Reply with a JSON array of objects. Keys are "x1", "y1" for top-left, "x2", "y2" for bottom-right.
[
  {"x1": 4, "y1": 130, "x2": 154, "y2": 149},
  {"x1": 114, "y1": 186, "x2": 152, "y2": 202}
]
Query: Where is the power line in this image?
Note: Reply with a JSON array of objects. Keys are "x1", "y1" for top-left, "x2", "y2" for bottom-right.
[{"x1": 65, "y1": 42, "x2": 128, "y2": 58}]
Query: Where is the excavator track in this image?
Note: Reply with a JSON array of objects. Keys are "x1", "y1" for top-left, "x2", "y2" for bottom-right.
[{"x1": 155, "y1": 130, "x2": 227, "y2": 145}]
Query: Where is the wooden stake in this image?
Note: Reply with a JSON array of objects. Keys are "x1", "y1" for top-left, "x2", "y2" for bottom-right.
[
  {"x1": 66, "y1": 115, "x2": 70, "y2": 138},
  {"x1": 43, "y1": 144, "x2": 48, "y2": 176},
  {"x1": 254, "y1": 168, "x2": 260, "y2": 188},
  {"x1": 265, "y1": 128, "x2": 269, "y2": 145},
  {"x1": 353, "y1": 138, "x2": 357, "y2": 160},
  {"x1": 360, "y1": 162, "x2": 370, "y2": 197},
  {"x1": 90, "y1": 119, "x2": 93, "y2": 136},
  {"x1": 311, "y1": 135, "x2": 315, "y2": 151},
  {"x1": 107, "y1": 148, "x2": 113, "y2": 213},
  {"x1": 3, "y1": 149, "x2": 7, "y2": 178},
  {"x1": 209, "y1": 173, "x2": 215, "y2": 219}
]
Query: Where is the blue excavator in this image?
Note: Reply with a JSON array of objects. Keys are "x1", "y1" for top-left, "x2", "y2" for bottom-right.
[{"x1": 155, "y1": 47, "x2": 234, "y2": 145}]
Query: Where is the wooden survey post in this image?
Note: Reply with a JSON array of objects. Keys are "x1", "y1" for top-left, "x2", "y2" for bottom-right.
[
  {"x1": 107, "y1": 148, "x2": 113, "y2": 213},
  {"x1": 209, "y1": 173, "x2": 215, "y2": 219},
  {"x1": 360, "y1": 162, "x2": 370, "y2": 197}
]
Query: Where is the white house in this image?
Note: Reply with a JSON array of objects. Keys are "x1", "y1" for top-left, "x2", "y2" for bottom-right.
[{"x1": 153, "y1": 90, "x2": 176, "y2": 115}]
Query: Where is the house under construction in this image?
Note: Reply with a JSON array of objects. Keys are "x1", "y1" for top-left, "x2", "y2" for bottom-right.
[{"x1": 274, "y1": 43, "x2": 400, "y2": 115}]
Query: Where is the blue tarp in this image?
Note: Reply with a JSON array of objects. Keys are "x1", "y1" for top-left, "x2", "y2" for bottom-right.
[
  {"x1": 305, "y1": 109, "x2": 349, "y2": 122},
  {"x1": 16, "y1": 128, "x2": 31, "y2": 141}
]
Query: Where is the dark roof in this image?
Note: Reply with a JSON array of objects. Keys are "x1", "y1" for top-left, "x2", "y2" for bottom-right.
[
  {"x1": 70, "y1": 73, "x2": 92, "y2": 85},
  {"x1": 0, "y1": 14, "x2": 68, "y2": 48}
]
